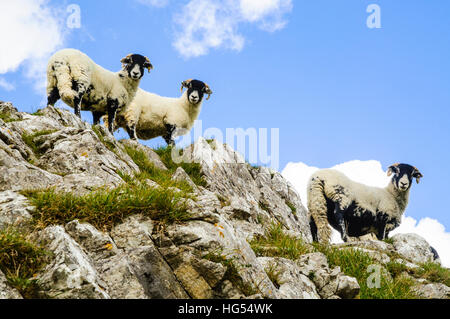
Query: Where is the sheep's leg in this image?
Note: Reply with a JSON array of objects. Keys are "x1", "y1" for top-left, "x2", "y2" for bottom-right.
[
  {"x1": 126, "y1": 124, "x2": 138, "y2": 140},
  {"x1": 376, "y1": 222, "x2": 387, "y2": 240},
  {"x1": 334, "y1": 206, "x2": 348, "y2": 242},
  {"x1": 47, "y1": 87, "x2": 60, "y2": 107},
  {"x1": 92, "y1": 112, "x2": 103, "y2": 125},
  {"x1": 163, "y1": 124, "x2": 176, "y2": 146},
  {"x1": 107, "y1": 99, "x2": 119, "y2": 133},
  {"x1": 73, "y1": 93, "x2": 84, "y2": 119}
]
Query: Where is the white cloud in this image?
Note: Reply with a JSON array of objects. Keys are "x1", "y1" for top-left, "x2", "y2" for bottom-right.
[
  {"x1": 0, "y1": 78, "x2": 15, "y2": 91},
  {"x1": 282, "y1": 160, "x2": 450, "y2": 267},
  {"x1": 0, "y1": 0, "x2": 66, "y2": 92},
  {"x1": 172, "y1": 0, "x2": 293, "y2": 58}
]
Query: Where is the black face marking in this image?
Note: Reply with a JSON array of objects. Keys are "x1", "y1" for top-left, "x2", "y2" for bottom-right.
[
  {"x1": 389, "y1": 163, "x2": 421, "y2": 191},
  {"x1": 184, "y1": 79, "x2": 209, "y2": 104},
  {"x1": 121, "y1": 54, "x2": 152, "y2": 80}
]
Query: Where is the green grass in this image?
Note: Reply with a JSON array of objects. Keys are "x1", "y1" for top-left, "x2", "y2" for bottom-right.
[
  {"x1": 285, "y1": 201, "x2": 297, "y2": 215},
  {"x1": 22, "y1": 183, "x2": 191, "y2": 231},
  {"x1": 264, "y1": 262, "x2": 284, "y2": 289},
  {"x1": 203, "y1": 250, "x2": 259, "y2": 296},
  {"x1": 413, "y1": 262, "x2": 450, "y2": 286},
  {"x1": 314, "y1": 244, "x2": 417, "y2": 299},
  {"x1": 154, "y1": 145, "x2": 207, "y2": 187},
  {"x1": 123, "y1": 143, "x2": 195, "y2": 193},
  {"x1": 0, "y1": 228, "x2": 49, "y2": 298},
  {"x1": 22, "y1": 130, "x2": 57, "y2": 157},
  {"x1": 0, "y1": 112, "x2": 20, "y2": 123},
  {"x1": 250, "y1": 223, "x2": 311, "y2": 260}
]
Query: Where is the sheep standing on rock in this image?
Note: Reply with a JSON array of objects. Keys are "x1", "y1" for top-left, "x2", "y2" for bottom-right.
[
  {"x1": 307, "y1": 163, "x2": 423, "y2": 243},
  {"x1": 106, "y1": 79, "x2": 212, "y2": 145},
  {"x1": 46, "y1": 49, "x2": 153, "y2": 133}
]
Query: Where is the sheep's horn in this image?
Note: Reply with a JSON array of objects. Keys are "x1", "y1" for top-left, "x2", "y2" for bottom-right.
[
  {"x1": 145, "y1": 57, "x2": 153, "y2": 72},
  {"x1": 204, "y1": 84, "x2": 212, "y2": 100},
  {"x1": 181, "y1": 79, "x2": 192, "y2": 92},
  {"x1": 387, "y1": 163, "x2": 400, "y2": 176},
  {"x1": 413, "y1": 166, "x2": 423, "y2": 184},
  {"x1": 121, "y1": 54, "x2": 133, "y2": 64}
]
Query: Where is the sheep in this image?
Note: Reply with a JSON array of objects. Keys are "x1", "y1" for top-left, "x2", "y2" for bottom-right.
[
  {"x1": 307, "y1": 163, "x2": 423, "y2": 243},
  {"x1": 46, "y1": 48, "x2": 153, "y2": 133},
  {"x1": 106, "y1": 79, "x2": 212, "y2": 145}
]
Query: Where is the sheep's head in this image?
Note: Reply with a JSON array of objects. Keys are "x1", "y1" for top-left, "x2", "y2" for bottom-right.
[
  {"x1": 387, "y1": 163, "x2": 423, "y2": 191},
  {"x1": 120, "y1": 54, "x2": 153, "y2": 80},
  {"x1": 181, "y1": 79, "x2": 213, "y2": 104}
]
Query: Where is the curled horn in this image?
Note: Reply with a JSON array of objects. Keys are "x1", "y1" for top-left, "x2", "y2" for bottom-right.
[
  {"x1": 181, "y1": 79, "x2": 192, "y2": 93},
  {"x1": 204, "y1": 83, "x2": 212, "y2": 100},
  {"x1": 387, "y1": 163, "x2": 400, "y2": 176},
  {"x1": 144, "y1": 56, "x2": 153, "y2": 73},
  {"x1": 413, "y1": 166, "x2": 423, "y2": 184},
  {"x1": 121, "y1": 54, "x2": 133, "y2": 64}
]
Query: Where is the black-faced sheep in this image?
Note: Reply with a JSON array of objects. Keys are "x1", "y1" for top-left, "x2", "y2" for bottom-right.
[
  {"x1": 106, "y1": 79, "x2": 212, "y2": 145},
  {"x1": 46, "y1": 48, "x2": 153, "y2": 133},
  {"x1": 307, "y1": 163, "x2": 423, "y2": 243}
]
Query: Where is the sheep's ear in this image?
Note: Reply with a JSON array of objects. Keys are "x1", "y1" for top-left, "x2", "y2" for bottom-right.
[
  {"x1": 412, "y1": 168, "x2": 423, "y2": 184},
  {"x1": 387, "y1": 164, "x2": 399, "y2": 176}
]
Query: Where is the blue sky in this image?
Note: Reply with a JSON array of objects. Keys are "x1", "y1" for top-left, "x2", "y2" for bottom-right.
[{"x1": 1, "y1": 1, "x2": 449, "y2": 246}]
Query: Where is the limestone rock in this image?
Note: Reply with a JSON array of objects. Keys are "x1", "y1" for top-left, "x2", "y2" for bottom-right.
[
  {"x1": 0, "y1": 271, "x2": 22, "y2": 299},
  {"x1": 0, "y1": 191, "x2": 34, "y2": 230},
  {"x1": 392, "y1": 233, "x2": 439, "y2": 265},
  {"x1": 258, "y1": 257, "x2": 320, "y2": 299}
]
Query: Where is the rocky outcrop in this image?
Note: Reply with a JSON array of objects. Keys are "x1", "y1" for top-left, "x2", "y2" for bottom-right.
[{"x1": 0, "y1": 102, "x2": 448, "y2": 299}]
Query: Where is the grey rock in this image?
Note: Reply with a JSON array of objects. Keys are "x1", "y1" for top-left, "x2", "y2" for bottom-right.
[
  {"x1": 258, "y1": 257, "x2": 320, "y2": 299},
  {"x1": 0, "y1": 271, "x2": 23, "y2": 299},
  {"x1": 36, "y1": 226, "x2": 109, "y2": 299},
  {"x1": 392, "y1": 233, "x2": 439, "y2": 265},
  {"x1": 336, "y1": 275, "x2": 360, "y2": 299},
  {"x1": 0, "y1": 191, "x2": 34, "y2": 230},
  {"x1": 172, "y1": 166, "x2": 197, "y2": 190},
  {"x1": 413, "y1": 282, "x2": 450, "y2": 299}
]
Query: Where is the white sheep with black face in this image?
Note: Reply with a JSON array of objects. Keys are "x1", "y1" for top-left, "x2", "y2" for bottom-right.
[
  {"x1": 46, "y1": 48, "x2": 153, "y2": 133},
  {"x1": 307, "y1": 163, "x2": 423, "y2": 243},
  {"x1": 107, "y1": 79, "x2": 212, "y2": 145}
]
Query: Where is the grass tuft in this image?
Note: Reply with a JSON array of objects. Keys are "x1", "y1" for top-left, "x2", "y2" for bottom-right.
[
  {"x1": 123, "y1": 143, "x2": 194, "y2": 193},
  {"x1": 413, "y1": 262, "x2": 450, "y2": 286},
  {"x1": 154, "y1": 145, "x2": 207, "y2": 187},
  {"x1": 22, "y1": 183, "x2": 191, "y2": 231},
  {"x1": 314, "y1": 244, "x2": 417, "y2": 299},
  {"x1": 21, "y1": 130, "x2": 57, "y2": 157},
  {"x1": 0, "y1": 228, "x2": 49, "y2": 298},
  {"x1": 250, "y1": 223, "x2": 311, "y2": 260}
]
